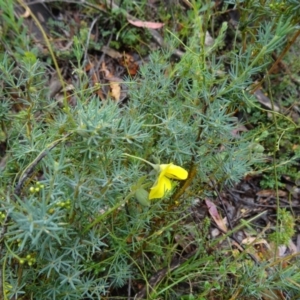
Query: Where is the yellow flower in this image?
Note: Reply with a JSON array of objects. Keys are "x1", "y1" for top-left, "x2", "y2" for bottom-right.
[
  {"x1": 122, "y1": 154, "x2": 188, "y2": 201},
  {"x1": 149, "y1": 163, "x2": 188, "y2": 200}
]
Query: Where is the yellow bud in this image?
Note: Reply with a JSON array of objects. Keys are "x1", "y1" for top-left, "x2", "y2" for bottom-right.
[
  {"x1": 29, "y1": 187, "x2": 35, "y2": 193},
  {"x1": 29, "y1": 86, "x2": 37, "y2": 93}
]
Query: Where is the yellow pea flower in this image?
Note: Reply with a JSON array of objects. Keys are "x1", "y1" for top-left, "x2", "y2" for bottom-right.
[
  {"x1": 149, "y1": 163, "x2": 188, "y2": 200},
  {"x1": 123, "y1": 154, "x2": 188, "y2": 201}
]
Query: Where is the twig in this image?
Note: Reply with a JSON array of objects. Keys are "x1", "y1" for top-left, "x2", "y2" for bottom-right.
[
  {"x1": 251, "y1": 29, "x2": 300, "y2": 94},
  {"x1": 14, "y1": 133, "x2": 73, "y2": 197},
  {"x1": 127, "y1": 277, "x2": 132, "y2": 300},
  {"x1": 83, "y1": 15, "x2": 101, "y2": 64},
  {"x1": 170, "y1": 103, "x2": 207, "y2": 207},
  {"x1": 17, "y1": 0, "x2": 67, "y2": 104}
]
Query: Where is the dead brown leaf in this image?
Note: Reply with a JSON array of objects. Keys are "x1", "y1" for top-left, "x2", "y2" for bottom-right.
[
  {"x1": 119, "y1": 53, "x2": 139, "y2": 76},
  {"x1": 109, "y1": 81, "x2": 121, "y2": 101},
  {"x1": 205, "y1": 198, "x2": 228, "y2": 232},
  {"x1": 127, "y1": 18, "x2": 164, "y2": 29},
  {"x1": 100, "y1": 62, "x2": 122, "y2": 101}
]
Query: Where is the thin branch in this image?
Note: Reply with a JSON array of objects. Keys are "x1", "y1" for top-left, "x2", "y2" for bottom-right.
[
  {"x1": 251, "y1": 29, "x2": 300, "y2": 93},
  {"x1": 14, "y1": 133, "x2": 73, "y2": 197}
]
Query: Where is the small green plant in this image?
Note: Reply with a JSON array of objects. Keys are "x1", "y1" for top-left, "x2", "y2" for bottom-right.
[{"x1": 269, "y1": 208, "x2": 296, "y2": 246}]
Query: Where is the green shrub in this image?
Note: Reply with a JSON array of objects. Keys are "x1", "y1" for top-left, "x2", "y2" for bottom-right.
[{"x1": 0, "y1": 0, "x2": 299, "y2": 299}]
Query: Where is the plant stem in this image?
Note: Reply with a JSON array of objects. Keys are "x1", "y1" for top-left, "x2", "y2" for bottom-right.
[{"x1": 123, "y1": 153, "x2": 158, "y2": 170}]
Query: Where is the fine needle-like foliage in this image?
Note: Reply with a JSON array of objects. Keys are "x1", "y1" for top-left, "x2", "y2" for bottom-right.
[{"x1": 0, "y1": 0, "x2": 300, "y2": 299}]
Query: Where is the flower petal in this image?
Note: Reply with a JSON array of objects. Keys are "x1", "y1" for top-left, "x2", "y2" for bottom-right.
[
  {"x1": 160, "y1": 163, "x2": 188, "y2": 180},
  {"x1": 149, "y1": 175, "x2": 172, "y2": 200}
]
